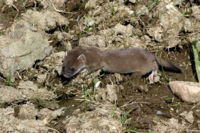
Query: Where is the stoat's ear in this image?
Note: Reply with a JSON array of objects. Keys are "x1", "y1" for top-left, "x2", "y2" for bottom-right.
[{"x1": 77, "y1": 54, "x2": 86, "y2": 63}]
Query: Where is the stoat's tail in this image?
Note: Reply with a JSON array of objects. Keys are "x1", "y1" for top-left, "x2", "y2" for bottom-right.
[{"x1": 155, "y1": 56, "x2": 182, "y2": 73}]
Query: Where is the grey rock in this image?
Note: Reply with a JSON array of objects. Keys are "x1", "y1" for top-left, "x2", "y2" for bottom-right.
[
  {"x1": 64, "y1": 103, "x2": 123, "y2": 133},
  {"x1": 18, "y1": 102, "x2": 38, "y2": 120},
  {"x1": 180, "y1": 111, "x2": 194, "y2": 123},
  {"x1": 0, "y1": 85, "x2": 23, "y2": 104},
  {"x1": 40, "y1": 52, "x2": 65, "y2": 75},
  {"x1": 169, "y1": 81, "x2": 200, "y2": 103},
  {"x1": 79, "y1": 23, "x2": 147, "y2": 49},
  {"x1": 0, "y1": 81, "x2": 56, "y2": 104},
  {"x1": 79, "y1": 35, "x2": 106, "y2": 48},
  {"x1": 22, "y1": 10, "x2": 69, "y2": 31},
  {"x1": 18, "y1": 80, "x2": 57, "y2": 100},
  {"x1": 95, "y1": 84, "x2": 124, "y2": 103},
  {"x1": 157, "y1": 1, "x2": 184, "y2": 48},
  {"x1": 153, "y1": 118, "x2": 187, "y2": 133},
  {"x1": 0, "y1": 107, "x2": 53, "y2": 133},
  {"x1": 37, "y1": 74, "x2": 47, "y2": 84},
  {"x1": 0, "y1": 20, "x2": 52, "y2": 78}
]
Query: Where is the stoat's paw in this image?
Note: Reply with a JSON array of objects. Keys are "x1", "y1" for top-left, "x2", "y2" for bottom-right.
[{"x1": 148, "y1": 70, "x2": 160, "y2": 84}]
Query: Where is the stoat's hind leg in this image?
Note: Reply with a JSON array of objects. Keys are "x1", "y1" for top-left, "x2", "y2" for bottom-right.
[
  {"x1": 148, "y1": 70, "x2": 160, "y2": 84},
  {"x1": 148, "y1": 61, "x2": 160, "y2": 84}
]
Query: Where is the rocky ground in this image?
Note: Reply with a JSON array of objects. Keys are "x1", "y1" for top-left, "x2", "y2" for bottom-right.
[{"x1": 0, "y1": 0, "x2": 200, "y2": 132}]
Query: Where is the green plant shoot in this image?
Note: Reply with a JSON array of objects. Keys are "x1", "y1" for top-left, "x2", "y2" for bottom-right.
[{"x1": 192, "y1": 40, "x2": 200, "y2": 82}]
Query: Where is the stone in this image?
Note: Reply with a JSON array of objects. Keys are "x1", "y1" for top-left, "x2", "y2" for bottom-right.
[
  {"x1": 38, "y1": 107, "x2": 66, "y2": 124},
  {"x1": 79, "y1": 23, "x2": 147, "y2": 49},
  {"x1": 155, "y1": 0, "x2": 185, "y2": 48},
  {"x1": 18, "y1": 80, "x2": 57, "y2": 100},
  {"x1": 16, "y1": 120, "x2": 52, "y2": 133},
  {"x1": 3, "y1": 0, "x2": 16, "y2": 7},
  {"x1": 0, "y1": 82, "x2": 56, "y2": 104},
  {"x1": 0, "y1": 81, "x2": 56, "y2": 104},
  {"x1": 64, "y1": 103, "x2": 123, "y2": 133},
  {"x1": 169, "y1": 81, "x2": 200, "y2": 103},
  {"x1": 105, "y1": 84, "x2": 119, "y2": 103},
  {"x1": 18, "y1": 80, "x2": 38, "y2": 90},
  {"x1": 0, "y1": 107, "x2": 52, "y2": 133},
  {"x1": 147, "y1": 26, "x2": 163, "y2": 42},
  {"x1": 30, "y1": 0, "x2": 67, "y2": 10},
  {"x1": 40, "y1": 52, "x2": 65, "y2": 75},
  {"x1": 54, "y1": 31, "x2": 73, "y2": 43},
  {"x1": 0, "y1": 20, "x2": 52, "y2": 78},
  {"x1": 192, "y1": 5, "x2": 200, "y2": 21},
  {"x1": 79, "y1": 35, "x2": 106, "y2": 48},
  {"x1": 37, "y1": 74, "x2": 47, "y2": 84},
  {"x1": 0, "y1": 85, "x2": 23, "y2": 104},
  {"x1": 85, "y1": 0, "x2": 101, "y2": 9},
  {"x1": 153, "y1": 118, "x2": 187, "y2": 133},
  {"x1": 0, "y1": 107, "x2": 18, "y2": 132},
  {"x1": 18, "y1": 102, "x2": 38, "y2": 120},
  {"x1": 84, "y1": 0, "x2": 134, "y2": 30},
  {"x1": 136, "y1": 5, "x2": 149, "y2": 16},
  {"x1": 113, "y1": 23, "x2": 133, "y2": 37},
  {"x1": 95, "y1": 84, "x2": 123, "y2": 103},
  {"x1": 180, "y1": 111, "x2": 194, "y2": 123},
  {"x1": 22, "y1": 10, "x2": 69, "y2": 31}
]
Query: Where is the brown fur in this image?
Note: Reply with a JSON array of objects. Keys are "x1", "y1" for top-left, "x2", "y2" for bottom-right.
[{"x1": 62, "y1": 47, "x2": 181, "y2": 82}]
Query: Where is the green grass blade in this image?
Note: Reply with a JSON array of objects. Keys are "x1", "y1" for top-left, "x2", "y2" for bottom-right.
[
  {"x1": 192, "y1": 41, "x2": 200, "y2": 82},
  {"x1": 127, "y1": 129, "x2": 154, "y2": 133}
]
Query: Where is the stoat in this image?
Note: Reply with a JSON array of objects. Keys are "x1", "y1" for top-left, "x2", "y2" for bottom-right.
[{"x1": 62, "y1": 47, "x2": 181, "y2": 83}]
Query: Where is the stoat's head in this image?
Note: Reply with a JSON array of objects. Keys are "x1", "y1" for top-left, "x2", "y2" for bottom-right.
[{"x1": 62, "y1": 47, "x2": 86, "y2": 78}]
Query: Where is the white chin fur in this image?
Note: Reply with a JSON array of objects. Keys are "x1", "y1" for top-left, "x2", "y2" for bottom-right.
[
  {"x1": 64, "y1": 66, "x2": 86, "y2": 78},
  {"x1": 73, "y1": 66, "x2": 86, "y2": 76},
  {"x1": 63, "y1": 74, "x2": 71, "y2": 78}
]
